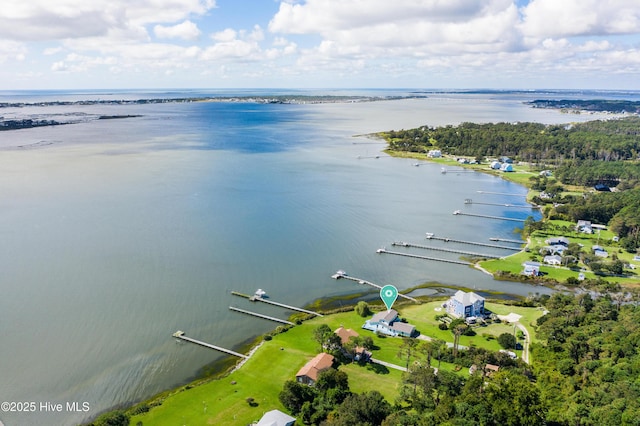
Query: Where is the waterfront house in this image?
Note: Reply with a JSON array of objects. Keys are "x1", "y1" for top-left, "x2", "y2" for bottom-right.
[
  {"x1": 544, "y1": 255, "x2": 562, "y2": 265},
  {"x1": 522, "y1": 261, "x2": 541, "y2": 276},
  {"x1": 500, "y1": 163, "x2": 514, "y2": 172},
  {"x1": 576, "y1": 220, "x2": 593, "y2": 234},
  {"x1": 445, "y1": 290, "x2": 485, "y2": 319},
  {"x1": 362, "y1": 309, "x2": 416, "y2": 337},
  {"x1": 490, "y1": 161, "x2": 501, "y2": 170},
  {"x1": 500, "y1": 156, "x2": 513, "y2": 164},
  {"x1": 427, "y1": 149, "x2": 442, "y2": 158},
  {"x1": 256, "y1": 409, "x2": 296, "y2": 426},
  {"x1": 546, "y1": 237, "x2": 569, "y2": 246},
  {"x1": 296, "y1": 353, "x2": 335, "y2": 386}
]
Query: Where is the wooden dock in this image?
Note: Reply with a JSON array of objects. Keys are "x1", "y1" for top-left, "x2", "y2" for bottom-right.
[
  {"x1": 464, "y1": 199, "x2": 534, "y2": 209},
  {"x1": 391, "y1": 241, "x2": 501, "y2": 258},
  {"x1": 490, "y1": 237, "x2": 525, "y2": 244},
  {"x1": 453, "y1": 210, "x2": 526, "y2": 222},
  {"x1": 231, "y1": 292, "x2": 323, "y2": 317},
  {"x1": 172, "y1": 331, "x2": 248, "y2": 358},
  {"x1": 425, "y1": 233, "x2": 521, "y2": 250},
  {"x1": 476, "y1": 190, "x2": 526, "y2": 197},
  {"x1": 376, "y1": 248, "x2": 472, "y2": 265},
  {"x1": 331, "y1": 271, "x2": 420, "y2": 303},
  {"x1": 229, "y1": 306, "x2": 294, "y2": 325}
]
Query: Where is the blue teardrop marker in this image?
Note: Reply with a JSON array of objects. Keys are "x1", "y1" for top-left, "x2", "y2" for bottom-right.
[{"x1": 380, "y1": 285, "x2": 398, "y2": 311}]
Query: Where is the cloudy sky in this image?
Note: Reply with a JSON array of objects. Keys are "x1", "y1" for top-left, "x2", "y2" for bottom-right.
[{"x1": 1, "y1": 0, "x2": 639, "y2": 90}]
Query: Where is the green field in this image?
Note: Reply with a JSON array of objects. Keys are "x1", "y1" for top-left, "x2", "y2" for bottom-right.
[{"x1": 130, "y1": 301, "x2": 542, "y2": 426}]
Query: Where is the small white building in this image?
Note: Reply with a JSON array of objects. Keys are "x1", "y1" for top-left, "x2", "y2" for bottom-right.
[
  {"x1": 522, "y1": 261, "x2": 541, "y2": 276},
  {"x1": 544, "y1": 255, "x2": 562, "y2": 265},
  {"x1": 490, "y1": 161, "x2": 501, "y2": 170},
  {"x1": 427, "y1": 149, "x2": 442, "y2": 158}
]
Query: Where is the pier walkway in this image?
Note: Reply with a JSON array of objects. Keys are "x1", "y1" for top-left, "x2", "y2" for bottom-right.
[
  {"x1": 425, "y1": 233, "x2": 521, "y2": 251},
  {"x1": 476, "y1": 190, "x2": 526, "y2": 197},
  {"x1": 453, "y1": 210, "x2": 526, "y2": 222},
  {"x1": 392, "y1": 241, "x2": 501, "y2": 258},
  {"x1": 331, "y1": 271, "x2": 420, "y2": 303},
  {"x1": 376, "y1": 248, "x2": 472, "y2": 266},
  {"x1": 464, "y1": 199, "x2": 534, "y2": 209},
  {"x1": 231, "y1": 291, "x2": 323, "y2": 317},
  {"x1": 172, "y1": 331, "x2": 248, "y2": 358},
  {"x1": 229, "y1": 307, "x2": 294, "y2": 325},
  {"x1": 490, "y1": 237, "x2": 525, "y2": 244}
]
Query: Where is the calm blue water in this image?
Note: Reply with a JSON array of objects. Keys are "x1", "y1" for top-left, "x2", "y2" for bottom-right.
[{"x1": 0, "y1": 89, "x2": 634, "y2": 425}]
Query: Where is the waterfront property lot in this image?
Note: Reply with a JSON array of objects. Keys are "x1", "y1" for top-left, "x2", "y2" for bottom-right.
[
  {"x1": 130, "y1": 301, "x2": 541, "y2": 425},
  {"x1": 480, "y1": 219, "x2": 640, "y2": 286}
]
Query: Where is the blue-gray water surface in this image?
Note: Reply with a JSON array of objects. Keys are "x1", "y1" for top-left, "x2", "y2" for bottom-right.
[{"x1": 0, "y1": 90, "x2": 633, "y2": 425}]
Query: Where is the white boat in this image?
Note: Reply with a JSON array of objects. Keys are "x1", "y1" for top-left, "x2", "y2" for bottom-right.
[{"x1": 254, "y1": 289, "x2": 267, "y2": 298}]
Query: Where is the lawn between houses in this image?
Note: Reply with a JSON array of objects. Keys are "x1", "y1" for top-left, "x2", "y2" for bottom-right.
[{"x1": 129, "y1": 300, "x2": 542, "y2": 426}]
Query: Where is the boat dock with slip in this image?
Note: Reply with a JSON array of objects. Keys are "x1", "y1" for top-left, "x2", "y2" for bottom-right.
[
  {"x1": 425, "y1": 233, "x2": 521, "y2": 250},
  {"x1": 391, "y1": 241, "x2": 501, "y2": 258},
  {"x1": 231, "y1": 291, "x2": 323, "y2": 317},
  {"x1": 453, "y1": 210, "x2": 526, "y2": 222},
  {"x1": 331, "y1": 271, "x2": 420, "y2": 303},
  {"x1": 172, "y1": 331, "x2": 248, "y2": 358},
  {"x1": 376, "y1": 248, "x2": 472, "y2": 266},
  {"x1": 229, "y1": 306, "x2": 294, "y2": 325}
]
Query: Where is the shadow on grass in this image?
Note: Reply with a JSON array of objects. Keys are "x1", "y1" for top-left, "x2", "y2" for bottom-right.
[{"x1": 365, "y1": 363, "x2": 390, "y2": 375}]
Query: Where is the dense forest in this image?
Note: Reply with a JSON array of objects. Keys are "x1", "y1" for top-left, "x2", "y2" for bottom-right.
[
  {"x1": 382, "y1": 117, "x2": 640, "y2": 167},
  {"x1": 278, "y1": 295, "x2": 639, "y2": 425}
]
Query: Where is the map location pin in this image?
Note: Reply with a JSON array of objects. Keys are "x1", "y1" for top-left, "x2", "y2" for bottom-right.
[{"x1": 380, "y1": 285, "x2": 399, "y2": 311}]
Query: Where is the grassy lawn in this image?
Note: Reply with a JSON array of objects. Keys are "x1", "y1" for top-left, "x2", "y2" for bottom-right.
[{"x1": 130, "y1": 302, "x2": 542, "y2": 425}]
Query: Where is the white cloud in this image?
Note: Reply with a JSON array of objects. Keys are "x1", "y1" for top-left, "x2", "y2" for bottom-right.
[
  {"x1": 0, "y1": 39, "x2": 27, "y2": 62},
  {"x1": 154, "y1": 20, "x2": 201, "y2": 40},
  {"x1": 520, "y1": 0, "x2": 640, "y2": 38},
  {"x1": 0, "y1": 0, "x2": 216, "y2": 41}
]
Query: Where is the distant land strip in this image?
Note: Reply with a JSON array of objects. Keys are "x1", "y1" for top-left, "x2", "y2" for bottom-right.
[
  {"x1": 0, "y1": 94, "x2": 428, "y2": 109},
  {"x1": 527, "y1": 99, "x2": 640, "y2": 113}
]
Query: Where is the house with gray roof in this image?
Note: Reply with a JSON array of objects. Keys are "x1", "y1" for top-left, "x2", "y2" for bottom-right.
[
  {"x1": 255, "y1": 409, "x2": 296, "y2": 426},
  {"x1": 445, "y1": 290, "x2": 485, "y2": 319},
  {"x1": 362, "y1": 309, "x2": 416, "y2": 337}
]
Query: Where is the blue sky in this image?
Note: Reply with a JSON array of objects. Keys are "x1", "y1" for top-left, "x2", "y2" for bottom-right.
[{"x1": 1, "y1": 0, "x2": 639, "y2": 90}]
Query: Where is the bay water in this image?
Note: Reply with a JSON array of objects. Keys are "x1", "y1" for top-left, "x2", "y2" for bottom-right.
[{"x1": 0, "y1": 90, "x2": 627, "y2": 424}]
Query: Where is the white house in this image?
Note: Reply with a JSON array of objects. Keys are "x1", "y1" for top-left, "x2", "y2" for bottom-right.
[
  {"x1": 500, "y1": 163, "x2": 514, "y2": 172},
  {"x1": 362, "y1": 309, "x2": 416, "y2": 337},
  {"x1": 256, "y1": 410, "x2": 296, "y2": 426},
  {"x1": 427, "y1": 149, "x2": 442, "y2": 158},
  {"x1": 445, "y1": 290, "x2": 485, "y2": 319},
  {"x1": 522, "y1": 261, "x2": 541, "y2": 276},
  {"x1": 576, "y1": 220, "x2": 593, "y2": 234},
  {"x1": 490, "y1": 161, "x2": 501, "y2": 170},
  {"x1": 544, "y1": 255, "x2": 562, "y2": 265}
]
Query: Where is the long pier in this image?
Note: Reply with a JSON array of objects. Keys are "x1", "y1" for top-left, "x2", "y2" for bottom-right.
[
  {"x1": 425, "y1": 233, "x2": 521, "y2": 250},
  {"x1": 172, "y1": 331, "x2": 248, "y2": 358},
  {"x1": 376, "y1": 248, "x2": 472, "y2": 266},
  {"x1": 476, "y1": 190, "x2": 526, "y2": 197},
  {"x1": 331, "y1": 271, "x2": 420, "y2": 303},
  {"x1": 391, "y1": 241, "x2": 501, "y2": 258},
  {"x1": 464, "y1": 199, "x2": 534, "y2": 209},
  {"x1": 231, "y1": 291, "x2": 323, "y2": 317},
  {"x1": 490, "y1": 237, "x2": 525, "y2": 244},
  {"x1": 229, "y1": 306, "x2": 294, "y2": 325},
  {"x1": 453, "y1": 210, "x2": 526, "y2": 222}
]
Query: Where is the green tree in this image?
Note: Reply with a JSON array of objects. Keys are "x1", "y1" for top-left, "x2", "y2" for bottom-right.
[
  {"x1": 326, "y1": 391, "x2": 391, "y2": 426},
  {"x1": 355, "y1": 301, "x2": 372, "y2": 317},
  {"x1": 279, "y1": 380, "x2": 317, "y2": 415},
  {"x1": 498, "y1": 332, "x2": 517, "y2": 349}
]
